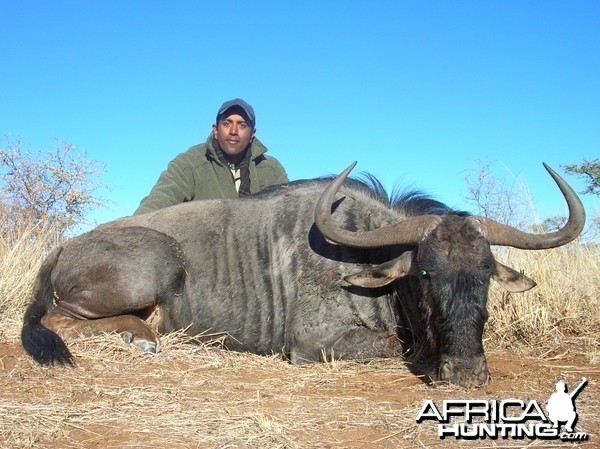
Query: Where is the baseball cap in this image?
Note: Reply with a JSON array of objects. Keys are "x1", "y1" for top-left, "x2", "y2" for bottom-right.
[{"x1": 216, "y1": 98, "x2": 256, "y2": 128}]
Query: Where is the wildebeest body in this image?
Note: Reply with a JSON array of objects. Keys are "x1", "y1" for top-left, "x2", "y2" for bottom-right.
[
  {"x1": 104, "y1": 181, "x2": 405, "y2": 362},
  {"x1": 28, "y1": 180, "x2": 407, "y2": 363},
  {"x1": 22, "y1": 163, "x2": 585, "y2": 387}
]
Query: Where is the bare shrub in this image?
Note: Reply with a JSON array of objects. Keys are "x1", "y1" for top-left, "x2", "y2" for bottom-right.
[
  {"x1": 462, "y1": 159, "x2": 532, "y2": 229},
  {"x1": 0, "y1": 136, "x2": 107, "y2": 236}
]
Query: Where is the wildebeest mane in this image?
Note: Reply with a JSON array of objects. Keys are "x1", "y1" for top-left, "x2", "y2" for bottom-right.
[
  {"x1": 256, "y1": 173, "x2": 469, "y2": 217},
  {"x1": 352, "y1": 172, "x2": 470, "y2": 218}
]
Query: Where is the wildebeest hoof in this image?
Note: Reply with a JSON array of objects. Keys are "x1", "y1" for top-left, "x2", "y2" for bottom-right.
[
  {"x1": 133, "y1": 339, "x2": 158, "y2": 354},
  {"x1": 122, "y1": 333, "x2": 158, "y2": 354},
  {"x1": 122, "y1": 332, "x2": 133, "y2": 344}
]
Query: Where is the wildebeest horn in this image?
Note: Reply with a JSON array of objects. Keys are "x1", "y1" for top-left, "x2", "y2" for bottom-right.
[
  {"x1": 476, "y1": 163, "x2": 586, "y2": 249},
  {"x1": 314, "y1": 162, "x2": 441, "y2": 248},
  {"x1": 315, "y1": 162, "x2": 586, "y2": 250}
]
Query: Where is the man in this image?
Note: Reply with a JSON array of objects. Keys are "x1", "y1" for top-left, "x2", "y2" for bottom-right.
[
  {"x1": 546, "y1": 379, "x2": 587, "y2": 432},
  {"x1": 135, "y1": 98, "x2": 289, "y2": 215}
]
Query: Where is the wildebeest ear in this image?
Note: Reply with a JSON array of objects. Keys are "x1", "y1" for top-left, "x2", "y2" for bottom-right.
[
  {"x1": 344, "y1": 251, "x2": 415, "y2": 288},
  {"x1": 492, "y1": 261, "x2": 537, "y2": 292}
]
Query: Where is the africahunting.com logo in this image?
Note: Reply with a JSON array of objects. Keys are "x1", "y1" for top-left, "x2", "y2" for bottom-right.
[{"x1": 416, "y1": 378, "x2": 589, "y2": 441}]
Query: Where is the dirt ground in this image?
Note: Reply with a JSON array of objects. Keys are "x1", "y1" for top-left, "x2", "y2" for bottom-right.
[{"x1": 1, "y1": 334, "x2": 598, "y2": 449}]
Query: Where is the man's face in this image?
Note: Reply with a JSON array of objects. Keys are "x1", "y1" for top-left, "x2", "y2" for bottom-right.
[{"x1": 212, "y1": 108, "x2": 254, "y2": 162}]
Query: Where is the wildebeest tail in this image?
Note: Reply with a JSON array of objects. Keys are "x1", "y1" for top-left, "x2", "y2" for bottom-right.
[{"x1": 21, "y1": 246, "x2": 74, "y2": 366}]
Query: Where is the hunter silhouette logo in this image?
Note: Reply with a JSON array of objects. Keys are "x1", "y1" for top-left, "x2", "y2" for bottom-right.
[
  {"x1": 546, "y1": 378, "x2": 587, "y2": 433},
  {"x1": 416, "y1": 378, "x2": 590, "y2": 441}
]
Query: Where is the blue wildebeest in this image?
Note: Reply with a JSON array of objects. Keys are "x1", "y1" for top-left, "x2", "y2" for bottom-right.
[{"x1": 21, "y1": 163, "x2": 584, "y2": 387}]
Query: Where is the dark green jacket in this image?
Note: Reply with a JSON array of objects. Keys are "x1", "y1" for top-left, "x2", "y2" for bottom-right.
[{"x1": 134, "y1": 134, "x2": 288, "y2": 215}]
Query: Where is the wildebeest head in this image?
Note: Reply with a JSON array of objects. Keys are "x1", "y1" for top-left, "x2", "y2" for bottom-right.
[{"x1": 315, "y1": 162, "x2": 585, "y2": 388}]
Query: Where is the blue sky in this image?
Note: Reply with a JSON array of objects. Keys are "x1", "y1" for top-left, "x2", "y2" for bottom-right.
[{"x1": 2, "y1": 1, "x2": 598, "y2": 229}]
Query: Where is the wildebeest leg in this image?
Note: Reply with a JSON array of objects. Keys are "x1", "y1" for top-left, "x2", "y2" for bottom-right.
[
  {"x1": 41, "y1": 306, "x2": 161, "y2": 352},
  {"x1": 330, "y1": 329, "x2": 401, "y2": 360},
  {"x1": 290, "y1": 328, "x2": 401, "y2": 364},
  {"x1": 42, "y1": 226, "x2": 185, "y2": 354}
]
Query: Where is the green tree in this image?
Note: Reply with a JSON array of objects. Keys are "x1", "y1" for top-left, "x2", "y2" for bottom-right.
[
  {"x1": 563, "y1": 158, "x2": 599, "y2": 240},
  {"x1": 562, "y1": 158, "x2": 600, "y2": 196}
]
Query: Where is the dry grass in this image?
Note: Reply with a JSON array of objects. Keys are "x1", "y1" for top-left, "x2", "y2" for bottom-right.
[
  {"x1": 0, "y1": 220, "x2": 61, "y2": 340},
  {"x1": 2, "y1": 334, "x2": 598, "y2": 448},
  {"x1": 1, "y1": 223, "x2": 599, "y2": 448},
  {"x1": 2, "y1": 333, "x2": 426, "y2": 448},
  {"x1": 486, "y1": 242, "x2": 600, "y2": 362}
]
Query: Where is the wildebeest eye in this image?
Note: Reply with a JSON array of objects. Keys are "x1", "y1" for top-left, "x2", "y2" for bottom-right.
[{"x1": 419, "y1": 269, "x2": 436, "y2": 279}]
